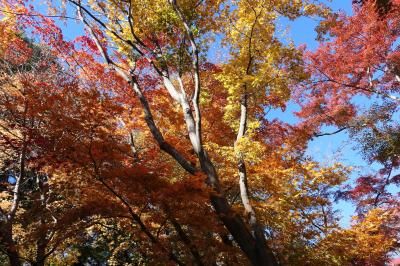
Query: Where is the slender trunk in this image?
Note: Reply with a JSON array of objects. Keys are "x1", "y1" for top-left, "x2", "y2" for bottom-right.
[
  {"x1": 236, "y1": 94, "x2": 257, "y2": 222},
  {"x1": 0, "y1": 224, "x2": 21, "y2": 266},
  {"x1": 168, "y1": 215, "x2": 205, "y2": 266},
  {"x1": 195, "y1": 146, "x2": 276, "y2": 265},
  {"x1": 8, "y1": 137, "x2": 27, "y2": 221},
  {"x1": 32, "y1": 243, "x2": 47, "y2": 266},
  {"x1": 34, "y1": 176, "x2": 47, "y2": 266},
  {"x1": 3, "y1": 107, "x2": 27, "y2": 266},
  {"x1": 210, "y1": 192, "x2": 276, "y2": 266},
  {"x1": 131, "y1": 80, "x2": 197, "y2": 175},
  {"x1": 234, "y1": 94, "x2": 277, "y2": 266},
  {"x1": 32, "y1": 260, "x2": 45, "y2": 266},
  {"x1": 7, "y1": 249, "x2": 21, "y2": 266}
]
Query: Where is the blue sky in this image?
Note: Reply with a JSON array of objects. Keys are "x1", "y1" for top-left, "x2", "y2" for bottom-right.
[
  {"x1": 272, "y1": 1, "x2": 400, "y2": 228},
  {"x1": 272, "y1": 1, "x2": 357, "y2": 227}
]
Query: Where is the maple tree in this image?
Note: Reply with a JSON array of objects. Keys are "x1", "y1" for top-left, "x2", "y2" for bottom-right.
[
  {"x1": 0, "y1": 23, "x2": 124, "y2": 265},
  {"x1": 0, "y1": 0, "x2": 399, "y2": 265},
  {"x1": 296, "y1": 0, "x2": 400, "y2": 264}
]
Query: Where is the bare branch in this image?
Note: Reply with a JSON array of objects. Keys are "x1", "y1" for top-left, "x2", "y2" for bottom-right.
[
  {"x1": 168, "y1": 216, "x2": 205, "y2": 266},
  {"x1": 8, "y1": 102, "x2": 28, "y2": 221},
  {"x1": 0, "y1": 9, "x2": 79, "y2": 20},
  {"x1": 313, "y1": 127, "x2": 348, "y2": 137},
  {"x1": 131, "y1": 79, "x2": 197, "y2": 174}
]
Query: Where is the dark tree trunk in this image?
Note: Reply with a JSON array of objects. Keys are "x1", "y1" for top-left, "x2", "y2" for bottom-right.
[
  {"x1": 1, "y1": 224, "x2": 21, "y2": 266},
  {"x1": 198, "y1": 150, "x2": 277, "y2": 266}
]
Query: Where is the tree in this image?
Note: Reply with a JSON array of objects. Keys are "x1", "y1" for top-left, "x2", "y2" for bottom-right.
[
  {"x1": 0, "y1": 0, "x2": 399, "y2": 265},
  {"x1": 296, "y1": 0, "x2": 400, "y2": 263},
  {"x1": 353, "y1": 0, "x2": 393, "y2": 15},
  {"x1": 49, "y1": 0, "x2": 327, "y2": 264},
  {"x1": 0, "y1": 19, "x2": 136, "y2": 266}
]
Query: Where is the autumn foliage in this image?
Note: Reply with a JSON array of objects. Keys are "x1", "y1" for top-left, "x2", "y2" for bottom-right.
[{"x1": 0, "y1": 0, "x2": 399, "y2": 265}]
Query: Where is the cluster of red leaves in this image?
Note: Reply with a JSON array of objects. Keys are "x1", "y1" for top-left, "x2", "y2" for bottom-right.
[{"x1": 295, "y1": 1, "x2": 400, "y2": 135}]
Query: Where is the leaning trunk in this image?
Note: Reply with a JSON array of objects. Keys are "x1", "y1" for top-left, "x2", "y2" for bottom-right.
[
  {"x1": 197, "y1": 149, "x2": 277, "y2": 266},
  {"x1": 7, "y1": 250, "x2": 21, "y2": 266},
  {"x1": 232, "y1": 93, "x2": 277, "y2": 265},
  {"x1": 1, "y1": 224, "x2": 21, "y2": 266}
]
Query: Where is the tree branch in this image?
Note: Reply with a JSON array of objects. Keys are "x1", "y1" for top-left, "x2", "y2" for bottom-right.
[
  {"x1": 313, "y1": 127, "x2": 348, "y2": 137},
  {"x1": 76, "y1": 3, "x2": 197, "y2": 174}
]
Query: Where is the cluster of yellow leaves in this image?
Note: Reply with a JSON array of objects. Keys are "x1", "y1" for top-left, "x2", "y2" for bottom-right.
[
  {"x1": 0, "y1": 2, "x2": 21, "y2": 55},
  {"x1": 312, "y1": 208, "x2": 397, "y2": 265},
  {"x1": 257, "y1": 159, "x2": 350, "y2": 215},
  {"x1": 237, "y1": 150, "x2": 354, "y2": 264},
  {"x1": 217, "y1": 0, "x2": 316, "y2": 128},
  {"x1": 234, "y1": 121, "x2": 265, "y2": 163},
  {"x1": 0, "y1": 21, "x2": 14, "y2": 56}
]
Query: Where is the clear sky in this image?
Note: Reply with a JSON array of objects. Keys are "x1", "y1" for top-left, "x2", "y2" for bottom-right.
[
  {"x1": 272, "y1": 1, "x2": 359, "y2": 227},
  {"x1": 272, "y1": 1, "x2": 397, "y2": 228}
]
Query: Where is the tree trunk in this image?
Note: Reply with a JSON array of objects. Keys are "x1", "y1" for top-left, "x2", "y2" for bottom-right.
[
  {"x1": 7, "y1": 251, "x2": 21, "y2": 266},
  {"x1": 32, "y1": 260, "x2": 45, "y2": 266},
  {"x1": 197, "y1": 149, "x2": 277, "y2": 266},
  {"x1": 34, "y1": 176, "x2": 48, "y2": 266},
  {"x1": 1, "y1": 224, "x2": 21, "y2": 266},
  {"x1": 33, "y1": 234, "x2": 46, "y2": 266}
]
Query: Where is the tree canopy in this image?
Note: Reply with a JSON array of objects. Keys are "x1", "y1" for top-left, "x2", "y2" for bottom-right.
[{"x1": 0, "y1": 0, "x2": 399, "y2": 265}]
